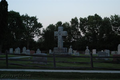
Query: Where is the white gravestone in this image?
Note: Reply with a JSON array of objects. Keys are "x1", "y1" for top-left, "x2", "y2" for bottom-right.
[
  {"x1": 85, "y1": 46, "x2": 90, "y2": 55},
  {"x1": 54, "y1": 26, "x2": 68, "y2": 49},
  {"x1": 9, "y1": 48, "x2": 13, "y2": 54},
  {"x1": 36, "y1": 49, "x2": 41, "y2": 54},
  {"x1": 92, "y1": 49, "x2": 96, "y2": 54},
  {"x1": 68, "y1": 46, "x2": 73, "y2": 54},
  {"x1": 49, "y1": 49, "x2": 52, "y2": 54},
  {"x1": 118, "y1": 44, "x2": 120, "y2": 54},
  {"x1": 22, "y1": 47, "x2": 26, "y2": 54}
]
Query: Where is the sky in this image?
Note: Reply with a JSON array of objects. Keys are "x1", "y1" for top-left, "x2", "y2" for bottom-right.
[{"x1": 8, "y1": 0, "x2": 120, "y2": 29}]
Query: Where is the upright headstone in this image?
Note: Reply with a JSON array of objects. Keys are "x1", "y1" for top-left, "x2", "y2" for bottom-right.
[
  {"x1": 9, "y1": 48, "x2": 13, "y2": 54},
  {"x1": 17, "y1": 47, "x2": 20, "y2": 54},
  {"x1": 92, "y1": 49, "x2": 96, "y2": 54},
  {"x1": 97, "y1": 51, "x2": 108, "y2": 60},
  {"x1": 85, "y1": 46, "x2": 90, "y2": 55},
  {"x1": 104, "y1": 49, "x2": 110, "y2": 56},
  {"x1": 54, "y1": 26, "x2": 68, "y2": 54},
  {"x1": 68, "y1": 46, "x2": 73, "y2": 55},
  {"x1": 111, "y1": 51, "x2": 117, "y2": 55},
  {"x1": 15, "y1": 47, "x2": 20, "y2": 54},
  {"x1": 26, "y1": 49, "x2": 30, "y2": 54},
  {"x1": 22, "y1": 47, "x2": 26, "y2": 54},
  {"x1": 49, "y1": 49, "x2": 52, "y2": 54},
  {"x1": 118, "y1": 44, "x2": 120, "y2": 54},
  {"x1": 36, "y1": 49, "x2": 41, "y2": 54},
  {"x1": 30, "y1": 50, "x2": 35, "y2": 55}
]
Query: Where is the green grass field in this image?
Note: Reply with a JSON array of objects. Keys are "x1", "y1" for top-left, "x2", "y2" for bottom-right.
[
  {"x1": 0, "y1": 54, "x2": 120, "y2": 69},
  {"x1": 0, "y1": 54, "x2": 120, "y2": 79}
]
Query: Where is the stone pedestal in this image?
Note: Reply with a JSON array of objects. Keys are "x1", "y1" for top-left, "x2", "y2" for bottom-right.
[{"x1": 53, "y1": 47, "x2": 67, "y2": 54}]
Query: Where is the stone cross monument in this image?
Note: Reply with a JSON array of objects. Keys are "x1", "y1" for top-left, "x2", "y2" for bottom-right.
[
  {"x1": 54, "y1": 26, "x2": 67, "y2": 49},
  {"x1": 54, "y1": 26, "x2": 68, "y2": 54}
]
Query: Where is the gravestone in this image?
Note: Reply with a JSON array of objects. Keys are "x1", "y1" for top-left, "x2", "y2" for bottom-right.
[
  {"x1": 22, "y1": 47, "x2": 26, "y2": 54},
  {"x1": 33, "y1": 49, "x2": 47, "y2": 64},
  {"x1": 49, "y1": 49, "x2": 52, "y2": 54},
  {"x1": 104, "y1": 49, "x2": 110, "y2": 56},
  {"x1": 68, "y1": 46, "x2": 73, "y2": 55},
  {"x1": 97, "y1": 51, "x2": 108, "y2": 60},
  {"x1": 54, "y1": 26, "x2": 68, "y2": 54},
  {"x1": 92, "y1": 49, "x2": 96, "y2": 54},
  {"x1": 111, "y1": 51, "x2": 117, "y2": 55},
  {"x1": 9, "y1": 48, "x2": 13, "y2": 54},
  {"x1": 118, "y1": 44, "x2": 120, "y2": 54},
  {"x1": 30, "y1": 50, "x2": 35, "y2": 55},
  {"x1": 26, "y1": 49, "x2": 30, "y2": 54},
  {"x1": 15, "y1": 47, "x2": 20, "y2": 54},
  {"x1": 36, "y1": 49, "x2": 41, "y2": 54},
  {"x1": 73, "y1": 50, "x2": 80, "y2": 56},
  {"x1": 85, "y1": 46, "x2": 90, "y2": 55}
]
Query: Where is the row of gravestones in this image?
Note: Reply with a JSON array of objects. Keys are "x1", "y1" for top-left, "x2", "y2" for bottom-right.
[
  {"x1": 84, "y1": 44, "x2": 120, "y2": 60},
  {"x1": 85, "y1": 44, "x2": 120, "y2": 55},
  {"x1": 9, "y1": 47, "x2": 47, "y2": 64},
  {"x1": 9, "y1": 47, "x2": 43, "y2": 55}
]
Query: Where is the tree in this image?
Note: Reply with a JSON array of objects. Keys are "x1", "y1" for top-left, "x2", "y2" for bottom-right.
[
  {"x1": 8, "y1": 11, "x2": 25, "y2": 48},
  {"x1": 80, "y1": 14, "x2": 102, "y2": 45},
  {"x1": 0, "y1": 0, "x2": 8, "y2": 52},
  {"x1": 70, "y1": 17, "x2": 81, "y2": 41},
  {"x1": 110, "y1": 15, "x2": 120, "y2": 35},
  {"x1": 41, "y1": 24, "x2": 56, "y2": 50},
  {"x1": 21, "y1": 14, "x2": 42, "y2": 49}
]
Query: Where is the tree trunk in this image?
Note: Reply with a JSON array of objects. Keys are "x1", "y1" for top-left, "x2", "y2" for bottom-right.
[
  {"x1": 0, "y1": 45, "x2": 2, "y2": 53},
  {"x1": 27, "y1": 40, "x2": 29, "y2": 49}
]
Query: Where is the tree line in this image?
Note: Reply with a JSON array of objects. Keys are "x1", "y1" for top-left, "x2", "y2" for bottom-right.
[
  {"x1": 40, "y1": 14, "x2": 120, "y2": 51},
  {"x1": 0, "y1": 0, "x2": 120, "y2": 52}
]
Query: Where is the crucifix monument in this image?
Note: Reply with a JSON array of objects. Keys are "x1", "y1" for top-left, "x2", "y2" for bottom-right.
[{"x1": 54, "y1": 26, "x2": 68, "y2": 54}]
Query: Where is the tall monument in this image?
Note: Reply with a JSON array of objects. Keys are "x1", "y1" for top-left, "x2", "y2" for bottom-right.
[{"x1": 54, "y1": 26, "x2": 68, "y2": 54}]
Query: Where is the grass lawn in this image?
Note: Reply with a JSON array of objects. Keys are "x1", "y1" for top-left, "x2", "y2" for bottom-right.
[
  {"x1": 0, "y1": 54, "x2": 120, "y2": 70},
  {"x1": 0, "y1": 71, "x2": 120, "y2": 80}
]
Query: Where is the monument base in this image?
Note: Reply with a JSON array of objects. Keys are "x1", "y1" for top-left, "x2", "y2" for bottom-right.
[{"x1": 53, "y1": 47, "x2": 68, "y2": 54}]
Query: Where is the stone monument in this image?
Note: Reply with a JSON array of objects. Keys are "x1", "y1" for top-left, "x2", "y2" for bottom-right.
[
  {"x1": 22, "y1": 47, "x2": 26, "y2": 54},
  {"x1": 118, "y1": 44, "x2": 120, "y2": 54},
  {"x1": 36, "y1": 49, "x2": 41, "y2": 54},
  {"x1": 68, "y1": 46, "x2": 73, "y2": 55},
  {"x1": 85, "y1": 46, "x2": 90, "y2": 55},
  {"x1": 54, "y1": 26, "x2": 68, "y2": 54},
  {"x1": 15, "y1": 47, "x2": 20, "y2": 54},
  {"x1": 9, "y1": 48, "x2": 13, "y2": 54},
  {"x1": 92, "y1": 49, "x2": 96, "y2": 54}
]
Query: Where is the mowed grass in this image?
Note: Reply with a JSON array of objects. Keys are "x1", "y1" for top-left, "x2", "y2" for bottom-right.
[
  {"x1": 0, "y1": 71, "x2": 120, "y2": 80},
  {"x1": 0, "y1": 54, "x2": 120, "y2": 69}
]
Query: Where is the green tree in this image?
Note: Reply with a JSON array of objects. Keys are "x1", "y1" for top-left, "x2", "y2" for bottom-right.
[
  {"x1": 70, "y1": 17, "x2": 81, "y2": 41},
  {"x1": 8, "y1": 11, "x2": 25, "y2": 48},
  {"x1": 110, "y1": 14, "x2": 120, "y2": 35},
  {"x1": 80, "y1": 14, "x2": 102, "y2": 46},
  {"x1": 21, "y1": 14, "x2": 43, "y2": 49},
  {"x1": 0, "y1": 0, "x2": 8, "y2": 52},
  {"x1": 41, "y1": 24, "x2": 56, "y2": 50}
]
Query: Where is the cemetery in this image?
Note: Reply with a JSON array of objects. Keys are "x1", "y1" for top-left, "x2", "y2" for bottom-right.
[
  {"x1": 0, "y1": 0, "x2": 120, "y2": 79},
  {"x1": 0, "y1": 26, "x2": 120, "y2": 70}
]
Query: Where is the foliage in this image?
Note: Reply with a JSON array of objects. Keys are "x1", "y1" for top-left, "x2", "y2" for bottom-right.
[
  {"x1": 0, "y1": 0, "x2": 8, "y2": 52},
  {"x1": 21, "y1": 14, "x2": 43, "y2": 49}
]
